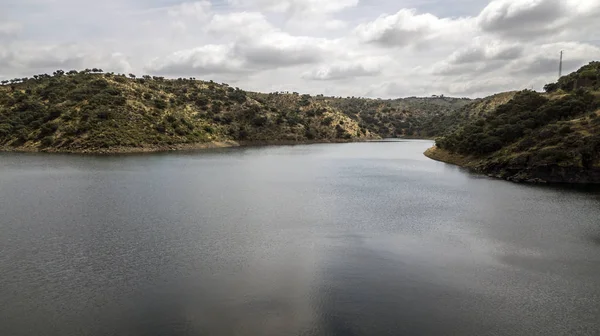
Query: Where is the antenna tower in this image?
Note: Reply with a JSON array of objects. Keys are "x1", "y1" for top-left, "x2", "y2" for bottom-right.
[{"x1": 559, "y1": 50, "x2": 563, "y2": 78}]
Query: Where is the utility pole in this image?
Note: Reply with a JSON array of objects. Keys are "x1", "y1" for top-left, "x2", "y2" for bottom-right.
[{"x1": 559, "y1": 50, "x2": 563, "y2": 78}]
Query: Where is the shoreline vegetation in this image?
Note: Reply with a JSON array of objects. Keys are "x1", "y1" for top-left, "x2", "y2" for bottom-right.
[
  {"x1": 0, "y1": 138, "x2": 374, "y2": 154},
  {"x1": 0, "y1": 69, "x2": 470, "y2": 155},
  {"x1": 425, "y1": 61, "x2": 600, "y2": 184},
  {"x1": 424, "y1": 146, "x2": 600, "y2": 184},
  {"x1": 0, "y1": 137, "x2": 430, "y2": 155},
  {"x1": 2, "y1": 61, "x2": 599, "y2": 184}
]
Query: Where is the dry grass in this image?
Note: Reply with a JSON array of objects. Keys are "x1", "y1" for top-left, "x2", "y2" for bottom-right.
[{"x1": 423, "y1": 146, "x2": 480, "y2": 167}]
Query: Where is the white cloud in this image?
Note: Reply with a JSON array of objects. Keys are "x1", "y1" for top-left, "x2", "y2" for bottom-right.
[
  {"x1": 1, "y1": 0, "x2": 599, "y2": 98},
  {"x1": 235, "y1": 35, "x2": 326, "y2": 67},
  {"x1": 0, "y1": 22, "x2": 21, "y2": 36},
  {"x1": 207, "y1": 12, "x2": 273, "y2": 37},
  {"x1": 507, "y1": 42, "x2": 600, "y2": 75},
  {"x1": 168, "y1": 1, "x2": 211, "y2": 19},
  {"x1": 303, "y1": 57, "x2": 385, "y2": 80},
  {"x1": 146, "y1": 44, "x2": 244, "y2": 76},
  {"x1": 146, "y1": 31, "x2": 329, "y2": 76},
  {"x1": 354, "y1": 9, "x2": 474, "y2": 48},
  {"x1": 0, "y1": 43, "x2": 132, "y2": 78},
  {"x1": 447, "y1": 76, "x2": 518, "y2": 95},
  {"x1": 229, "y1": 0, "x2": 358, "y2": 15},
  {"x1": 355, "y1": 9, "x2": 440, "y2": 47},
  {"x1": 430, "y1": 38, "x2": 524, "y2": 76},
  {"x1": 226, "y1": 0, "x2": 356, "y2": 35},
  {"x1": 449, "y1": 41, "x2": 523, "y2": 64},
  {"x1": 477, "y1": 0, "x2": 600, "y2": 40},
  {"x1": 148, "y1": 9, "x2": 332, "y2": 76}
]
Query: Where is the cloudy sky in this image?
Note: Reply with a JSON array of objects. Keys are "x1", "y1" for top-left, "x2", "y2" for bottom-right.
[{"x1": 1, "y1": 0, "x2": 599, "y2": 98}]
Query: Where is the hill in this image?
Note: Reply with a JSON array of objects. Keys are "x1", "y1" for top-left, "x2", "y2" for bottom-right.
[
  {"x1": 416, "y1": 91, "x2": 517, "y2": 137},
  {"x1": 0, "y1": 70, "x2": 470, "y2": 153},
  {"x1": 318, "y1": 95, "x2": 472, "y2": 138},
  {"x1": 426, "y1": 61, "x2": 600, "y2": 184}
]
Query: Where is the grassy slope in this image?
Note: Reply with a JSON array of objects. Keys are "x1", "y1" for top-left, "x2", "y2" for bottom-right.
[
  {"x1": 319, "y1": 95, "x2": 472, "y2": 138},
  {"x1": 426, "y1": 61, "x2": 600, "y2": 183},
  {"x1": 417, "y1": 92, "x2": 517, "y2": 137},
  {"x1": 0, "y1": 72, "x2": 378, "y2": 153},
  {"x1": 0, "y1": 71, "x2": 472, "y2": 153}
]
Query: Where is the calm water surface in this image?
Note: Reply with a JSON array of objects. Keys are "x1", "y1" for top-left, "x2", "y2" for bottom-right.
[{"x1": 1, "y1": 140, "x2": 600, "y2": 336}]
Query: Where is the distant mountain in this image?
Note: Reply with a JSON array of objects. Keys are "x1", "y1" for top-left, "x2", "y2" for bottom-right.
[
  {"x1": 426, "y1": 61, "x2": 600, "y2": 184},
  {"x1": 320, "y1": 95, "x2": 472, "y2": 138},
  {"x1": 417, "y1": 91, "x2": 517, "y2": 137},
  {"x1": 0, "y1": 70, "x2": 470, "y2": 153}
]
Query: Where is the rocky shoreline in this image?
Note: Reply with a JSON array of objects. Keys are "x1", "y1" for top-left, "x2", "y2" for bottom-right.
[
  {"x1": 424, "y1": 147, "x2": 600, "y2": 184},
  {"x1": 0, "y1": 138, "x2": 366, "y2": 155}
]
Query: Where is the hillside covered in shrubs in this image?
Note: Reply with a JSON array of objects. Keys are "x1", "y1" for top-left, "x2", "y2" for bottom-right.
[
  {"x1": 0, "y1": 70, "x2": 470, "y2": 153},
  {"x1": 427, "y1": 62, "x2": 600, "y2": 184},
  {"x1": 0, "y1": 70, "x2": 376, "y2": 152}
]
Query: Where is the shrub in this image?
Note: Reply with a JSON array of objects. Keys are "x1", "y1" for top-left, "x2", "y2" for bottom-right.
[
  {"x1": 62, "y1": 125, "x2": 78, "y2": 136},
  {"x1": 478, "y1": 136, "x2": 503, "y2": 154},
  {"x1": 212, "y1": 102, "x2": 222, "y2": 114},
  {"x1": 155, "y1": 123, "x2": 166, "y2": 133},
  {"x1": 517, "y1": 137, "x2": 536, "y2": 151},
  {"x1": 46, "y1": 107, "x2": 62, "y2": 120},
  {"x1": 532, "y1": 148, "x2": 571, "y2": 164},
  {"x1": 154, "y1": 99, "x2": 168, "y2": 109},
  {"x1": 40, "y1": 122, "x2": 58, "y2": 136},
  {"x1": 195, "y1": 97, "x2": 209, "y2": 107},
  {"x1": 203, "y1": 125, "x2": 214, "y2": 134},
  {"x1": 40, "y1": 135, "x2": 54, "y2": 147},
  {"x1": 543, "y1": 83, "x2": 559, "y2": 93},
  {"x1": 0, "y1": 123, "x2": 12, "y2": 137},
  {"x1": 174, "y1": 126, "x2": 188, "y2": 136},
  {"x1": 559, "y1": 125, "x2": 572, "y2": 134},
  {"x1": 104, "y1": 87, "x2": 121, "y2": 96},
  {"x1": 322, "y1": 116, "x2": 334, "y2": 126},
  {"x1": 253, "y1": 115, "x2": 268, "y2": 127},
  {"x1": 229, "y1": 89, "x2": 247, "y2": 104},
  {"x1": 96, "y1": 109, "x2": 113, "y2": 120}
]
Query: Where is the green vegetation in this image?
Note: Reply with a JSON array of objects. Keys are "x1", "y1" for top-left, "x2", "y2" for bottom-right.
[
  {"x1": 0, "y1": 69, "x2": 472, "y2": 153},
  {"x1": 429, "y1": 61, "x2": 600, "y2": 184},
  {"x1": 0, "y1": 71, "x2": 373, "y2": 152},
  {"x1": 417, "y1": 92, "x2": 516, "y2": 137},
  {"x1": 321, "y1": 95, "x2": 472, "y2": 138},
  {"x1": 543, "y1": 61, "x2": 600, "y2": 93}
]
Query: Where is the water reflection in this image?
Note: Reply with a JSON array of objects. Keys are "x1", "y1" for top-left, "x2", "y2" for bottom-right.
[{"x1": 1, "y1": 141, "x2": 600, "y2": 336}]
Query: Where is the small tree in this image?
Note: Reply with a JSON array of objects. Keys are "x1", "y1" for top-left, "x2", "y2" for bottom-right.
[
  {"x1": 544, "y1": 82, "x2": 559, "y2": 93},
  {"x1": 154, "y1": 99, "x2": 167, "y2": 109},
  {"x1": 41, "y1": 136, "x2": 55, "y2": 147}
]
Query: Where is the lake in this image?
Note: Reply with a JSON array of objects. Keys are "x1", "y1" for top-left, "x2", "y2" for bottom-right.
[{"x1": 1, "y1": 140, "x2": 600, "y2": 336}]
